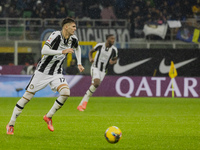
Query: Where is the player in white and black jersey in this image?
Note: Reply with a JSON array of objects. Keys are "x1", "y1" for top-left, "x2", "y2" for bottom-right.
[
  {"x1": 6, "y1": 17, "x2": 85, "y2": 134},
  {"x1": 77, "y1": 34, "x2": 118, "y2": 111},
  {"x1": 37, "y1": 30, "x2": 81, "y2": 75}
]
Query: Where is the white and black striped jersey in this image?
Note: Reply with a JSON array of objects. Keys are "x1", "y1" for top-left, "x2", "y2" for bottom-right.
[
  {"x1": 37, "y1": 31, "x2": 79, "y2": 75},
  {"x1": 92, "y1": 42, "x2": 118, "y2": 72}
]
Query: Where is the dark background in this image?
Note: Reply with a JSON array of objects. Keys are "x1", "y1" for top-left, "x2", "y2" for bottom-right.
[{"x1": 108, "y1": 49, "x2": 200, "y2": 77}]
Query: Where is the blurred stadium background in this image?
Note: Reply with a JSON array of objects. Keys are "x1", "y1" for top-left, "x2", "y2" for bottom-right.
[
  {"x1": 1, "y1": 0, "x2": 200, "y2": 97},
  {"x1": 1, "y1": 1, "x2": 200, "y2": 150},
  {"x1": 0, "y1": 0, "x2": 200, "y2": 97}
]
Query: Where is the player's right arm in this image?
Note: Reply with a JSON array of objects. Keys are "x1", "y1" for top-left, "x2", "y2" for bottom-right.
[
  {"x1": 88, "y1": 43, "x2": 102, "y2": 63},
  {"x1": 42, "y1": 45, "x2": 74, "y2": 55}
]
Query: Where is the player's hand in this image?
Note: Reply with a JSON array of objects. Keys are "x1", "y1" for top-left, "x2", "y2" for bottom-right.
[
  {"x1": 109, "y1": 59, "x2": 117, "y2": 65},
  {"x1": 89, "y1": 58, "x2": 94, "y2": 63},
  {"x1": 78, "y1": 64, "x2": 85, "y2": 72},
  {"x1": 62, "y1": 48, "x2": 74, "y2": 54}
]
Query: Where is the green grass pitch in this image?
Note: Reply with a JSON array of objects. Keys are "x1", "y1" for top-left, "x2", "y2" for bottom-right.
[{"x1": 0, "y1": 97, "x2": 200, "y2": 150}]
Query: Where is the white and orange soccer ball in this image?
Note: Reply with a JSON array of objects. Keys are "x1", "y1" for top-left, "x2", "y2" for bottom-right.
[{"x1": 105, "y1": 126, "x2": 122, "y2": 143}]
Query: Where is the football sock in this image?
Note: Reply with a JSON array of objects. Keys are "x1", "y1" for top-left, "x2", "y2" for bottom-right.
[
  {"x1": 46, "y1": 96, "x2": 68, "y2": 118},
  {"x1": 8, "y1": 98, "x2": 29, "y2": 126},
  {"x1": 79, "y1": 85, "x2": 96, "y2": 105}
]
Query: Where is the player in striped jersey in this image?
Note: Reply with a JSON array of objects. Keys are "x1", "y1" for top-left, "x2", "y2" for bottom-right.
[
  {"x1": 6, "y1": 17, "x2": 84, "y2": 134},
  {"x1": 77, "y1": 34, "x2": 118, "y2": 111}
]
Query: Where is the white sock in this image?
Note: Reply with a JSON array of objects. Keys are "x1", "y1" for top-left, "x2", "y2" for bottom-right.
[
  {"x1": 46, "y1": 96, "x2": 68, "y2": 118},
  {"x1": 79, "y1": 85, "x2": 96, "y2": 105},
  {"x1": 9, "y1": 98, "x2": 29, "y2": 126}
]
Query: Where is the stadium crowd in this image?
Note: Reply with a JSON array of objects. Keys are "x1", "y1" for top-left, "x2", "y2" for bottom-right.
[
  {"x1": 0, "y1": 0, "x2": 198, "y2": 38},
  {"x1": 0, "y1": 0, "x2": 199, "y2": 70},
  {"x1": 0, "y1": 0, "x2": 196, "y2": 20}
]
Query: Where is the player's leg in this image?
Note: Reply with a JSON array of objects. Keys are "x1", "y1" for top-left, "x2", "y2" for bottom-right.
[
  {"x1": 44, "y1": 76, "x2": 70, "y2": 131},
  {"x1": 77, "y1": 67, "x2": 104, "y2": 111},
  {"x1": 7, "y1": 71, "x2": 49, "y2": 135},
  {"x1": 79, "y1": 79, "x2": 99, "y2": 109},
  {"x1": 46, "y1": 84, "x2": 70, "y2": 118},
  {"x1": 8, "y1": 91, "x2": 34, "y2": 126},
  {"x1": 7, "y1": 91, "x2": 34, "y2": 135}
]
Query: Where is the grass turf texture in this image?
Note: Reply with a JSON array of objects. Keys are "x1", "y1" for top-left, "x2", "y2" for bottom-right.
[{"x1": 0, "y1": 97, "x2": 200, "y2": 150}]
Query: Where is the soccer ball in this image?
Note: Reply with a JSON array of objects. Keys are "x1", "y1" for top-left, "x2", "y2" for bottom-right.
[{"x1": 105, "y1": 126, "x2": 122, "y2": 143}]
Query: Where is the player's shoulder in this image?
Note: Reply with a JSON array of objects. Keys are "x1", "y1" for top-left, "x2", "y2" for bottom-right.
[
  {"x1": 94, "y1": 42, "x2": 104, "y2": 49},
  {"x1": 48, "y1": 31, "x2": 61, "y2": 40},
  {"x1": 50, "y1": 30, "x2": 61, "y2": 36},
  {"x1": 70, "y1": 35, "x2": 79, "y2": 48},
  {"x1": 112, "y1": 45, "x2": 118, "y2": 51},
  {"x1": 96, "y1": 42, "x2": 104, "y2": 46},
  {"x1": 46, "y1": 31, "x2": 60, "y2": 43},
  {"x1": 71, "y1": 34, "x2": 78, "y2": 41}
]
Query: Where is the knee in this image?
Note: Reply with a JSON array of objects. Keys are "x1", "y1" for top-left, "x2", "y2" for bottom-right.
[
  {"x1": 59, "y1": 86, "x2": 70, "y2": 98},
  {"x1": 57, "y1": 87, "x2": 70, "y2": 105},
  {"x1": 93, "y1": 79, "x2": 100, "y2": 88},
  {"x1": 22, "y1": 91, "x2": 34, "y2": 101},
  {"x1": 17, "y1": 91, "x2": 34, "y2": 108}
]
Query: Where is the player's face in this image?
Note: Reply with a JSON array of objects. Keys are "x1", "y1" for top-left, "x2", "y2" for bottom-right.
[
  {"x1": 107, "y1": 36, "x2": 115, "y2": 46},
  {"x1": 66, "y1": 22, "x2": 76, "y2": 35}
]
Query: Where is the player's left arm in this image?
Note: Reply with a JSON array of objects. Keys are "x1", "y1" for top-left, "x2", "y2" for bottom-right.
[
  {"x1": 74, "y1": 43, "x2": 85, "y2": 73},
  {"x1": 109, "y1": 47, "x2": 118, "y2": 65}
]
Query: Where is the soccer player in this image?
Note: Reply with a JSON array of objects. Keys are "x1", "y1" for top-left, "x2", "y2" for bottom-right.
[
  {"x1": 77, "y1": 34, "x2": 118, "y2": 111},
  {"x1": 6, "y1": 17, "x2": 85, "y2": 134}
]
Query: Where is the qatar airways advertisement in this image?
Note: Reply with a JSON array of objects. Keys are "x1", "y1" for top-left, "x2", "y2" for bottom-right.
[{"x1": 0, "y1": 75, "x2": 199, "y2": 98}]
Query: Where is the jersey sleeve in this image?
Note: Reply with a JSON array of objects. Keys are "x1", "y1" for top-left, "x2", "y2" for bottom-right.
[
  {"x1": 71, "y1": 35, "x2": 79, "y2": 48},
  {"x1": 74, "y1": 46, "x2": 82, "y2": 65},
  {"x1": 41, "y1": 45, "x2": 62, "y2": 55},
  {"x1": 112, "y1": 47, "x2": 118, "y2": 58},
  {"x1": 72, "y1": 35, "x2": 82, "y2": 64},
  {"x1": 93, "y1": 43, "x2": 103, "y2": 51}
]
